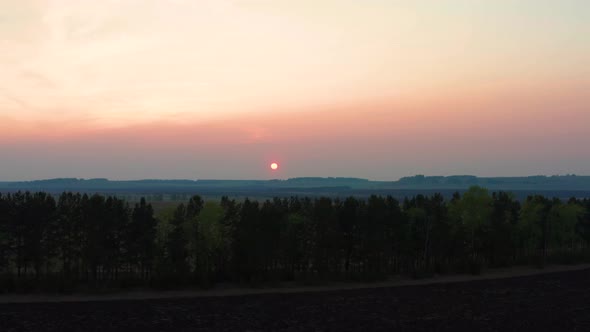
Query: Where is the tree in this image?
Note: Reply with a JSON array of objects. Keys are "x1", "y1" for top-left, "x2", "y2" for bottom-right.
[
  {"x1": 192, "y1": 201, "x2": 223, "y2": 285},
  {"x1": 10, "y1": 192, "x2": 27, "y2": 277},
  {"x1": 488, "y1": 192, "x2": 520, "y2": 266},
  {"x1": 337, "y1": 197, "x2": 359, "y2": 274},
  {"x1": 0, "y1": 193, "x2": 11, "y2": 273},
  {"x1": 404, "y1": 196, "x2": 429, "y2": 271},
  {"x1": 384, "y1": 196, "x2": 406, "y2": 274},
  {"x1": 282, "y1": 210, "x2": 307, "y2": 279},
  {"x1": 103, "y1": 197, "x2": 129, "y2": 279},
  {"x1": 80, "y1": 194, "x2": 108, "y2": 281},
  {"x1": 548, "y1": 200, "x2": 584, "y2": 251},
  {"x1": 519, "y1": 195, "x2": 551, "y2": 265},
  {"x1": 425, "y1": 193, "x2": 450, "y2": 272},
  {"x1": 363, "y1": 195, "x2": 389, "y2": 278},
  {"x1": 51, "y1": 193, "x2": 83, "y2": 280},
  {"x1": 232, "y1": 199, "x2": 260, "y2": 281},
  {"x1": 186, "y1": 195, "x2": 204, "y2": 278},
  {"x1": 1, "y1": 189, "x2": 589, "y2": 291},
  {"x1": 312, "y1": 197, "x2": 338, "y2": 278},
  {"x1": 127, "y1": 198, "x2": 157, "y2": 278},
  {"x1": 217, "y1": 196, "x2": 241, "y2": 281},
  {"x1": 165, "y1": 203, "x2": 189, "y2": 277},
  {"x1": 259, "y1": 198, "x2": 288, "y2": 279},
  {"x1": 449, "y1": 186, "x2": 492, "y2": 261},
  {"x1": 575, "y1": 199, "x2": 590, "y2": 247}
]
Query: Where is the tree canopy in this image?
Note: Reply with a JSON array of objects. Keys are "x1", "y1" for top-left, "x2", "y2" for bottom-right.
[{"x1": 0, "y1": 187, "x2": 589, "y2": 292}]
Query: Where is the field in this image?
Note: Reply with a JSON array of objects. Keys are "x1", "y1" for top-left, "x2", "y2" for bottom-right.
[{"x1": 2, "y1": 267, "x2": 590, "y2": 331}]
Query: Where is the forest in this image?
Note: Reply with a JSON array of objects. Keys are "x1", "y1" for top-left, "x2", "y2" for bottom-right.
[{"x1": 1, "y1": 186, "x2": 590, "y2": 292}]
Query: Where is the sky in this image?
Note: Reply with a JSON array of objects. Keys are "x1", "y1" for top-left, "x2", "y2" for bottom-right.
[{"x1": 0, "y1": 0, "x2": 589, "y2": 181}]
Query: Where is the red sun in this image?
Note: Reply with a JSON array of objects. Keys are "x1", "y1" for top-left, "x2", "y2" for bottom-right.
[{"x1": 270, "y1": 162, "x2": 279, "y2": 170}]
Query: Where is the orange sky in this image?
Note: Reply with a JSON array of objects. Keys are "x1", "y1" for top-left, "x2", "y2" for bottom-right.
[{"x1": 1, "y1": 0, "x2": 589, "y2": 180}]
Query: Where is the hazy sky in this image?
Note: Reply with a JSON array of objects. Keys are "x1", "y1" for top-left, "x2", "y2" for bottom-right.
[{"x1": 1, "y1": 0, "x2": 589, "y2": 180}]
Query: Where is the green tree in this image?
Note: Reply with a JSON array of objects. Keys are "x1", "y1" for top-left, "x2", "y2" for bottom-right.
[
  {"x1": 191, "y1": 199, "x2": 222, "y2": 285},
  {"x1": 548, "y1": 200, "x2": 584, "y2": 251},
  {"x1": 575, "y1": 199, "x2": 590, "y2": 246},
  {"x1": 217, "y1": 196, "x2": 241, "y2": 281},
  {"x1": 186, "y1": 195, "x2": 205, "y2": 279},
  {"x1": 449, "y1": 186, "x2": 492, "y2": 261},
  {"x1": 519, "y1": 195, "x2": 551, "y2": 265}
]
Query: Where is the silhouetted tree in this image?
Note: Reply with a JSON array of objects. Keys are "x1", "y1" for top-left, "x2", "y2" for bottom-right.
[
  {"x1": 0, "y1": 189, "x2": 589, "y2": 291},
  {"x1": 0, "y1": 194, "x2": 11, "y2": 273},
  {"x1": 127, "y1": 198, "x2": 157, "y2": 278},
  {"x1": 165, "y1": 203, "x2": 189, "y2": 277},
  {"x1": 488, "y1": 192, "x2": 520, "y2": 266},
  {"x1": 519, "y1": 195, "x2": 552, "y2": 265}
]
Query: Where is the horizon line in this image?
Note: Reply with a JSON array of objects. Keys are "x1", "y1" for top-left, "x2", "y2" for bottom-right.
[{"x1": 1, "y1": 174, "x2": 588, "y2": 183}]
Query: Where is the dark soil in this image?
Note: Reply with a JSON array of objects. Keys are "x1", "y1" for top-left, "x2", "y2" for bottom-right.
[{"x1": 2, "y1": 268, "x2": 590, "y2": 332}]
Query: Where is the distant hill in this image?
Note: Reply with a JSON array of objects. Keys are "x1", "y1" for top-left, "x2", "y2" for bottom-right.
[
  {"x1": 390, "y1": 175, "x2": 590, "y2": 190},
  {"x1": 1, "y1": 175, "x2": 589, "y2": 200}
]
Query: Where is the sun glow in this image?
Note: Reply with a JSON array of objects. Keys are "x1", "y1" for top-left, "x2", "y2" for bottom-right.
[{"x1": 270, "y1": 162, "x2": 279, "y2": 170}]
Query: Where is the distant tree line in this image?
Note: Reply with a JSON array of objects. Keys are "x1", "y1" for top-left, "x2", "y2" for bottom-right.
[{"x1": 1, "y1": 187, "x2": 590, "y2": 292}]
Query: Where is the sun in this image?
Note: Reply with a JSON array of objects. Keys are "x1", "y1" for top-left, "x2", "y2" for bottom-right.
[{"x1": 270, "y1": 162, "x2": 279, "y2": 170}]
